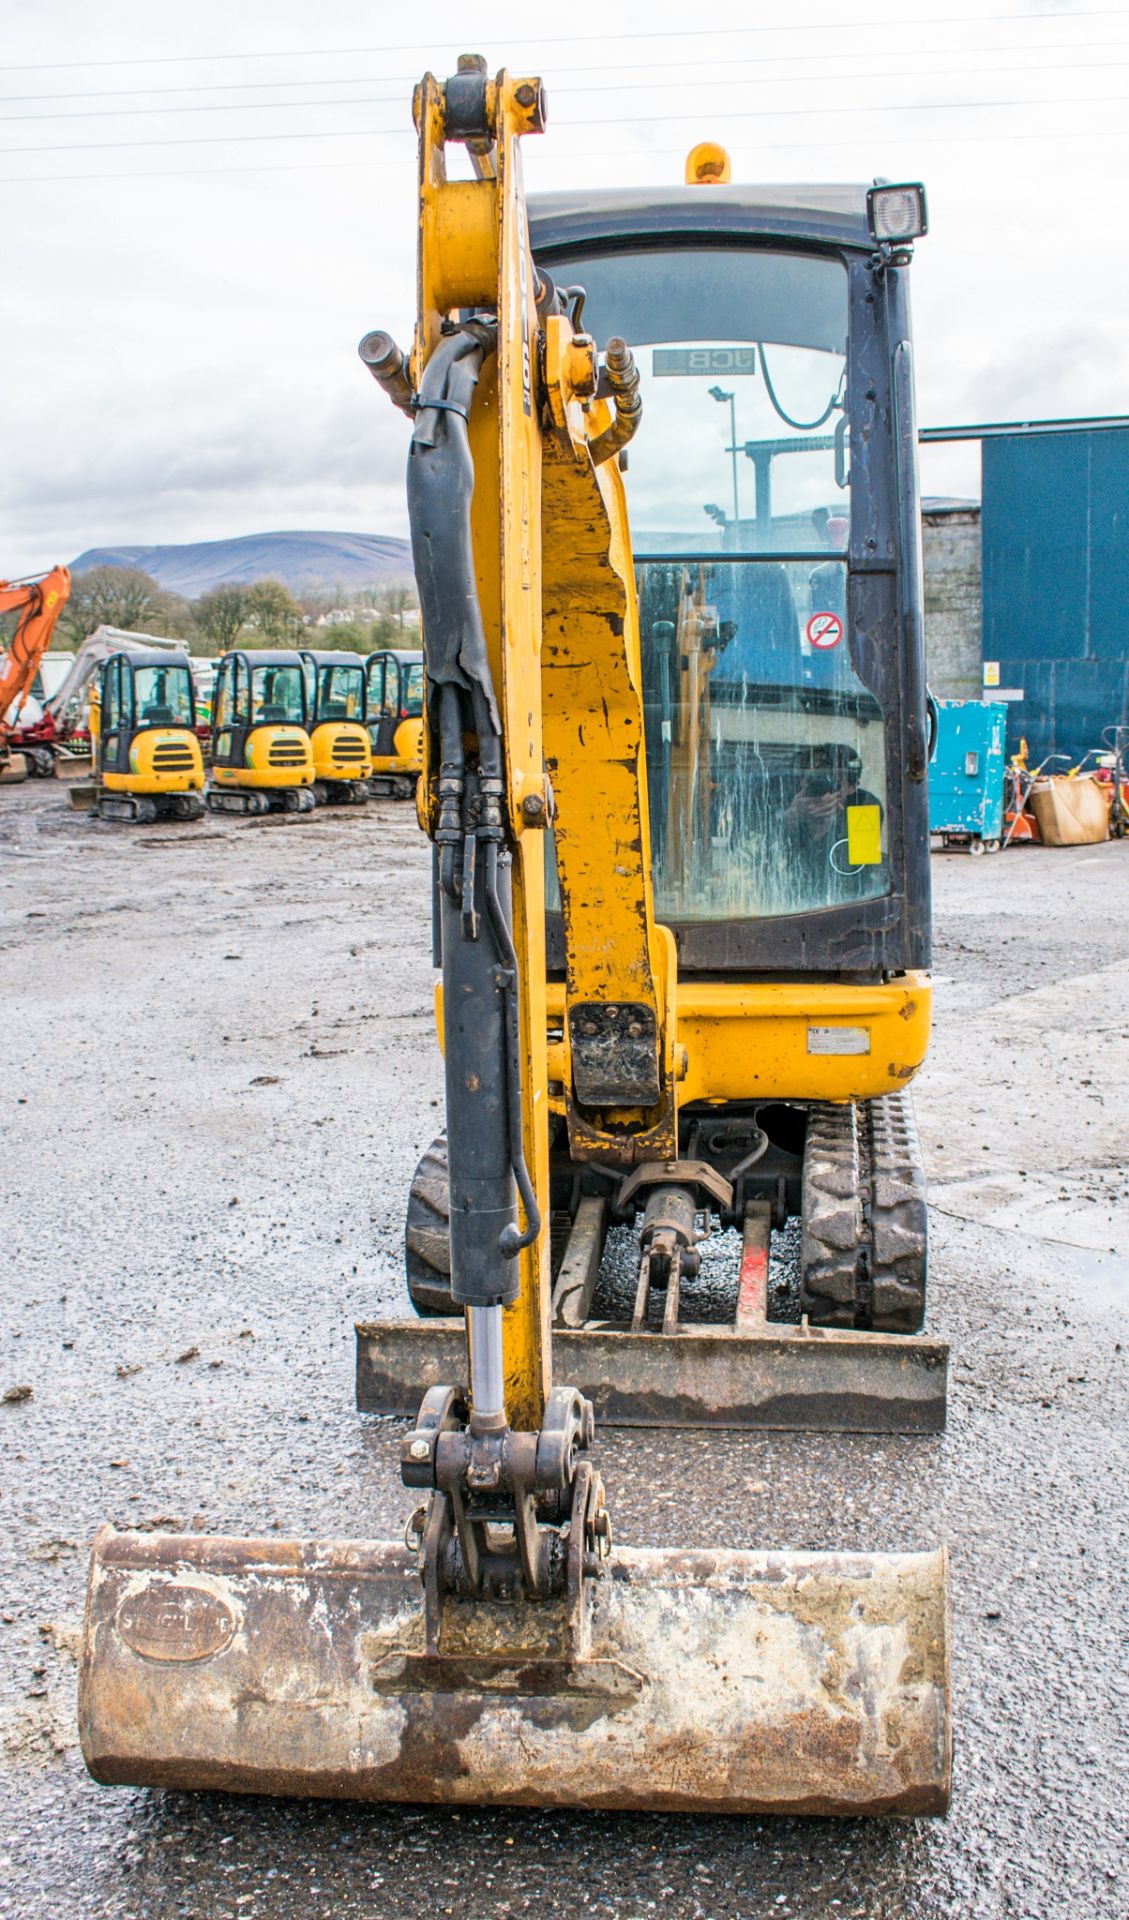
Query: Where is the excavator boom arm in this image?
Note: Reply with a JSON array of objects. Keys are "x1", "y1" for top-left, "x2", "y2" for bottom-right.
[{"x1": 0, "y1": 565, "x2": 71, "y2": 739}]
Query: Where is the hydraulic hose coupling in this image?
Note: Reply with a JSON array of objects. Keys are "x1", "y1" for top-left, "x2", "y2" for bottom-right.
[
  {"x1": 590, "y1": 337, "x2": 642, "y2": 466},
  {"x1": 358, "y1": 331, "x2": 414, "y2": 416}
]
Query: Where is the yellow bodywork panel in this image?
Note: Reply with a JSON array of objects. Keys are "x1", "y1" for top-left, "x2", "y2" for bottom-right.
[
  {"x1": 442, "y1": 970, "x2": 930, "y2": 1106},
  {"x1": 371, "y1": 717, "x2": 423, "y2": 776},
  {"x1": 212, "y1": 726, "x2": 314, "y2": 789},
  {"x1": 310, "y1": 721, "x2": 373, "y2": 781},
  {"x1": 103, "y1": 728, "x2": 205, "y2": 795},
  {"x1": 546, "y1": 972, "x2": 932, "y2": 1105}
]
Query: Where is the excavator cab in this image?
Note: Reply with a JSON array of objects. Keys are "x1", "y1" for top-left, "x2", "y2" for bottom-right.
[
  {"x1": 90, "y1": 649, "x2": 206, "y2": 823},
  {"x1": 206, "y1": 649, "x2": 316, "y2": 815},
  {"x1": 300, "y1": 649, "x2": 372, "y2": 804},
  {"x1": 364, "y1": 647, "x2": 423, "y2": 797},
  {"x1": 528, "y1": 190, "x2": 928, "y2": 991}
]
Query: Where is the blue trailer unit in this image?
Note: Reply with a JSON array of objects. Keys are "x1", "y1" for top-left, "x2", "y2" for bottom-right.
[{"x1": 929, "y1": 698, "x2": 1007, "y2": 852}]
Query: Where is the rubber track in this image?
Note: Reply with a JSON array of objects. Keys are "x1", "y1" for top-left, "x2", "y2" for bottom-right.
[
  {"x1": 404, "y1": 1134, "x2": 455, "y2": 1316},
  {"x1": 800, "y1": 1091, "x2": 928, "y2": 1334},
  {"x1": 404, "y1": 1133, "x2": 573, "y2": 1317}
]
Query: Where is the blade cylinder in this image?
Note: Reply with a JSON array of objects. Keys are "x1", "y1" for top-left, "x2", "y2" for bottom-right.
[{"x1": 80, "y1": 1526, "x2": 950, "y2": 1816}]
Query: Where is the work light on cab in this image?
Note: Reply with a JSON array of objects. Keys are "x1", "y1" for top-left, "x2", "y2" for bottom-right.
[{"x1": 867, "y1": 181, "x2": 928, "y2": 243}]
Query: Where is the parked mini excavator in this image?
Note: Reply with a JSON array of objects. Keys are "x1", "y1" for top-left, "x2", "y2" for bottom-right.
[
  {"x1": 206, "y1": 648, "x2": 316, "y2": 814},
  {"x1": 365, "y1": 646, "x2": 424, "y2": 797},
  {"x1": 80, "y1": 60, "x2": 950, "y2": 1817},
  {"x1": 0, "y1": 565, "x2": 71, "y2": 781},
  {"x1": 300, "y1": 648, "x2": 374, "y2": 803},
  {"x1": 88, "y1": 648, "x2": 206, "y2": 822}
]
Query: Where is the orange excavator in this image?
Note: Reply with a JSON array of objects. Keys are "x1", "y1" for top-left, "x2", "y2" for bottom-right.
[{"x1": 0, "y1": 566, "x2": 72, "y2": 781}]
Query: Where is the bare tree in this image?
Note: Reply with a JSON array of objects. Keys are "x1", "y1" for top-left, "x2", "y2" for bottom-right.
[
  {"x1": 193, "y1": 584, "x2": 249, "y2": 651},
  {"x1": 59, "y1": 566, "x2": 166, "y2": 644},
  {"x1": 378, "y1": 581, "x2": 416, "y2": 629},
  {"x1": 245, "y1": 578, "x2": 304, "y2": 646}
]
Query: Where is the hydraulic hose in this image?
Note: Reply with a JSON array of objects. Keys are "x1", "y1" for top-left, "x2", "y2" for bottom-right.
[
  {"x1": 484, "y1": 840, "x2": 542, "y2": 1259},
  {"x1": 589, "y1": 338, "x2": 642, "y2": 467},
  {"x1": 407, "y1": 314, "x2": 540, "y2": 1293}
]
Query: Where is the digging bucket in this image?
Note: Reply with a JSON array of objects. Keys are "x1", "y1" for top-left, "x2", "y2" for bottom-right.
[{"x1": 80, "y1": 1526, "x2": 950, "y2": 1816}]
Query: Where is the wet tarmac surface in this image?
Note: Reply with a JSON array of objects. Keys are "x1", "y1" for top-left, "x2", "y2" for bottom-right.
[{"x1": 2, "y1": 784, "x2": 1127, "y2": 1918}]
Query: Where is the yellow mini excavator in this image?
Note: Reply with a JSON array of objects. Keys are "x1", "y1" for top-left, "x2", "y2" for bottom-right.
[
  {"x1": 300, "y1": 648, "x2": 374, "y2": 803},
  {"x1": 365, "y1": 646, "x2": 424, "y2": 797},
  {"x1": 88, "y1": 649, "x2": 206, "y2": 823},
  {"x1": 80, "y1": 59, "x2": 950, "y2": 1817},
  {"x1": 205, "y1": 648, "x2": 317, "y2": 815}
]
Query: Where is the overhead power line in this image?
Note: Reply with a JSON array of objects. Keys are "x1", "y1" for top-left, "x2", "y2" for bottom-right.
[
  {"x1": 3, "y1": 88, "x2": 1128, "y2": 157},
  {"x1": 3, "y1": 8, "x2": 1126, "y2": 72},
  {"x1": 2, "y1": 117, "x2": 1127, "y2": 188},
  {"x1": 6, "y1": 51, "x2": 1129, "y2": 123},
  {"x1": 3, "y1": 34, "x2": 1128, "y2": 106}
]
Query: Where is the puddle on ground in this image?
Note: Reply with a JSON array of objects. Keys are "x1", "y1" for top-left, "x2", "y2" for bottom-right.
[
  {"x1": 930, "y1": 1168, "x2": 1129, "y2": 1259},
  {"x1": 938, "y1": 1210, "x2": 1129, "y2": 1313}
]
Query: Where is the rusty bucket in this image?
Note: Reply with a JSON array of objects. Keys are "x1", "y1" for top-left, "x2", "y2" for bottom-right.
[{"x1": 80, "y1": 1526, "x2": 950, "y2": 1815}]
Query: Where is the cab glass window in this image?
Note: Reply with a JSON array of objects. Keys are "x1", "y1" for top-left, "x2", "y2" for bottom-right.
[
  {"x1": 212, "y1": 666, "x2": 233, "y2": 730},
  {"x1": 402, "y1": 662, "x2": 424, "y2": 716},
  {"x1": 317, "y1": 663, "x2": 364, "y2": 721},
  {"x1": 251, "y1": 664, "x2": 304, "y2": 725},
  {"x1": 540, "y1": 244, "x2": 887, "y2": 922},
  {"x1": 367, "y1": 658, "x2": 390, "y2": 715},
  {"x1": 133, "y1": 665, "x2": 194, "y2": 728},
  {"x1": 555, "y1": 247, "x2": 848, "y2": 556},
  {"x1": 102, "y1": 660, "x2": 122, "y2": 731}
]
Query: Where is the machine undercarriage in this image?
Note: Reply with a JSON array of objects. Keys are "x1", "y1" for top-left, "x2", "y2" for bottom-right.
[{"x1": 402, "y1": 1087, "x2": 928, "y2": 1334}]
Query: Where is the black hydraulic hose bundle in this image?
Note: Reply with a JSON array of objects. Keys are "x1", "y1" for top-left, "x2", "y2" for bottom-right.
[{"x1": 407, "y1": 320, "x2": 540, "y2": 1306}]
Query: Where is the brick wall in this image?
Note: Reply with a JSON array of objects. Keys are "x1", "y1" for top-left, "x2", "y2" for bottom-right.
[{"x1": 923, "y1": 507, "x2": 981, "y2": 699}]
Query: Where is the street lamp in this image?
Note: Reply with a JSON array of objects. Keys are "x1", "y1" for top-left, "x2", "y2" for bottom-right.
[{"x1": 709, "y1": 385, "x2": 740, "y2": 529}]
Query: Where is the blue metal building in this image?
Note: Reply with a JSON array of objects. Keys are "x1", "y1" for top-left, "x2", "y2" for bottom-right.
[{"x1": 922, "y1": 420, "x2": 1129, "y2": 763}]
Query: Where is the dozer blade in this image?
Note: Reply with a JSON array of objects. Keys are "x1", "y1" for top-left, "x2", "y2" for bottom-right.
[
  {"x1": 355, "y1": 1319, "x2": 949, "y2": 1433},
  {"x1": 80, "y1": 1526, "x2": 950, "y2": 1816}
]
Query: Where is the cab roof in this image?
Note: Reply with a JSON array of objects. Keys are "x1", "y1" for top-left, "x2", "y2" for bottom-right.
[
  {"x1": 223, "y1": 649, "x2": 306, "y2": 669},
  {"x1": 114, "y1": 646, "x2": 193, "y2": 670},
  {"x1": 366, "y1": 648, "x2": 422, "y2": 667},
  {"x1": 528, "y1": 184, "x2": 873, "y2": 259},
  {"x1": 300, "y1": 649, "x2": 365, "y2": 670}
]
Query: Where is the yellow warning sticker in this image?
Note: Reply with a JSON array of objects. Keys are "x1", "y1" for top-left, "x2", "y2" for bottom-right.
[{"x1": 847, "y1": 803, "x2": 882, "y2": 866}]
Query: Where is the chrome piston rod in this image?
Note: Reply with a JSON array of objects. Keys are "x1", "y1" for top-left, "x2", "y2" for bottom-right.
[{"x1": 467, "y1": 1303, "x2": 505, "y2": 1420}]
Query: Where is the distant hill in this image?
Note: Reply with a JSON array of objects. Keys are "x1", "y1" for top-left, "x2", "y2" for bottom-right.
[{"x1": 70, "y1": 530, "x2": 413, "y2": 597}]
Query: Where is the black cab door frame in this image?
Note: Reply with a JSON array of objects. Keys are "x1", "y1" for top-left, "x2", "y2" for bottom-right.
[
  {"x1": 100, "y1": 654, "x2": 132, "y2": 774},
  {"x1": 211, "y1": 653, "x2": 252, "y2": 769}
]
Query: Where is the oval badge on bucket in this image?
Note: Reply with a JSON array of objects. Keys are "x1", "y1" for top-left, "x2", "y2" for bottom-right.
[{"x1": 115, "y1": 1582, "x2": 237, "y2": 1664}]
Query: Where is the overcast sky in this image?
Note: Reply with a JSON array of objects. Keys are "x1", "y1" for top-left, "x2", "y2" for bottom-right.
[{"x1": 3, "y1": 0, "x2": 1126, "y2": 574}]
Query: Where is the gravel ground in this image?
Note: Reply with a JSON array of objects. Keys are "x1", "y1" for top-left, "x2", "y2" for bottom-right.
[{"x1": 1, "y1": 782, "x2": 1127, "y2": 1920}]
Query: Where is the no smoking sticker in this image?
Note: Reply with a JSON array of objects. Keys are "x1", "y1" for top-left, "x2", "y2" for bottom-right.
[{"x1": 807, "y1": 611, "x2": 843, "y2": 650}]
